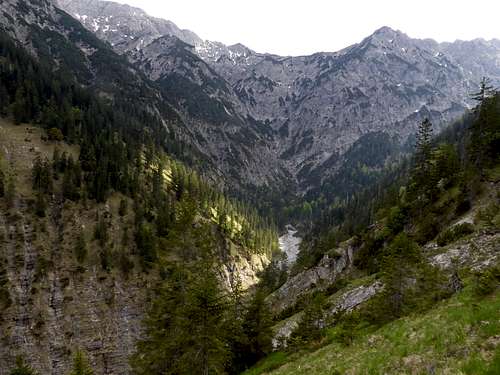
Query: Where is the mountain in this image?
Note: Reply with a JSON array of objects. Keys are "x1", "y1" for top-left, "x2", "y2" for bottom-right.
[
  {"x1": 1, "y1": 0, "x2": 288, "y2": 201},
  {"x1": 56, "y1": 0, "x2": 203, "y2": 52},
  {"x1": 0, "y1": 1, "x2": 279, "y2": 372},
  {"x1": 1, "y1": 0, "x2": 500, "y2": 373},
  {"x1": 55, "y1": 0, "x2": 500, "y2": 198}
]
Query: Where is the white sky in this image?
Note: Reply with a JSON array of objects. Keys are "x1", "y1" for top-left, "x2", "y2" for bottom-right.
[{"x1": 115, "y1": 0, "x2": 500, "y2": 56}]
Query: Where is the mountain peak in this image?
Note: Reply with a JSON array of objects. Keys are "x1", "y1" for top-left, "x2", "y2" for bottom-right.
[{"x1": 373, "y1": 26, "x2": 400, "y2": 36}]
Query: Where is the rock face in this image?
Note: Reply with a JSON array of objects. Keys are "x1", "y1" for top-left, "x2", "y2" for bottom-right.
[
  {"x1": 220, "y1": 252, "x2": 270, "y2": 291},
  {"x1": 0, "y1": 121, "x2": 270, "y2": 374},
  {"x1": 55, "y1": 0, "x2": 500, "y2": 194},
  {"x1": 429, "y1": 231, "x2": 500, "y2": 271},
  {"x1": 55, "y1": 0, "x2": 202, "y2": 53},
  {"x1": 272, "y1": 281, "x2": 383, "y2": 348},
  {"x1": 267, "y1": 241, "x2": 354, "y2": 315},
  {"x1": 0, "y1": 201, "x2": 146, "y2": 375}
]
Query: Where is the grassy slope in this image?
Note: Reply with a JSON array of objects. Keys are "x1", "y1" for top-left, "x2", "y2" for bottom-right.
[
  {"x1": 0, "y1": 119, "x2": 79, "y2": 194},
  {"x1": 247, "y1": 282, "x2": 500, "y2": 375},
  {"x1": 246, "y1": 166, "x2": 500, "y2": 375}
]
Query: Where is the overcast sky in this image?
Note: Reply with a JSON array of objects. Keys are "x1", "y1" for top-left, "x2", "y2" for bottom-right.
[{"x1": 115, "y1": 0, "x2": 500, "y2": 56}]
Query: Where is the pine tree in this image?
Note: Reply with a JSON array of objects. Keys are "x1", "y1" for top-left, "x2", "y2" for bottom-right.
[
  {"x1": 414, "y1": 118, "x2": 433, "y2": 171},
  {"x1": 289, "y1": 294, "x2": 325, "y2": 347},
  {"x1": 12, "y1": 86, "x2": 27, "y2": 124},
  {"x1": 69, "y1": 350, "x2": 94, "y2": 375},
  {"x1": 75, "y1": 230, "x2": 87, "y2": 264},
  {"x1": 135, "y1": 222, "x2": 157, "y2": 267},
  {"x1": 63, "y1": 158, "x2": 79, "y2": 201},
  {"x1": 239, "y1": 290, "x2": 273, "y2": 367},
  {"x1": 118, "y1": 198, "x2": 128, "y2": 217},
  {"x1": 9, "y1": 356, "x2": 37, "y2": 375},
  {"x1": 132, "y1": 226, "x2": 233, "y2": 375},
  {"x1": 471, "y1": 77, "x2": 496, "y2": 107},
  {"x1": 176, "y1": 258, "x2": 230, "y2": 375},
  {"x1": 0, "y1": 167, "x2": 5, "y2": 197},
  {"x1": 0, "y1": 82, "x2": 9, "y2": 115},
  {"x1": 34, "y1": 192, "x2": 46, "y2": 217},
  {"x1": 411, "y1": 118, "x2": 434, "y2": 201},
  {"x1": 468, "y1": 85, "x2": 499, "y2": 169}
]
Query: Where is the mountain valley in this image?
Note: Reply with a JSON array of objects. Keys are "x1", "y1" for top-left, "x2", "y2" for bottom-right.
[{"x1": 0, "y1": 0, "x2": 499, "y2": 374}]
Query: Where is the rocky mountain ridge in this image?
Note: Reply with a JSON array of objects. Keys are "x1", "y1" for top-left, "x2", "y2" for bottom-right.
[
  {"x1": 55, "y1": 0, "x2": 500, "y2": 194},
  {"x1": 0, "y1": 0, "x2": 287, "y2": 195}
]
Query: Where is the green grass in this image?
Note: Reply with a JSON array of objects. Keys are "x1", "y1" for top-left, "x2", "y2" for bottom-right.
[
  {"x1": 250, "y1": 285, "x2": 500, "y2": 375},
  {"x1": 242, "y1": 352, "x2": 290, "y2": 375}
]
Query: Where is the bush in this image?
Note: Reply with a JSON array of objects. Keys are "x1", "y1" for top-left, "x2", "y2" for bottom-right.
[
  {"x1": 436, "y1": 223, "x2": 475, "y2": 247},
  {"x1": 476, "y1": 204, "x2": 500, "y2": 227},
  {"x1": 118, "y1": 199, "x2": 128, "y2": 217},
  {"x1": 414, "y1": 213, "x2": 440, "y2": 245},
  {"x1": 47, "y1": 127, "x2": 64, "y2": 141},
  {"x1": 386, "y1": 206, "x2": 407, "y2": 235},
  {"x1": 329, "y1": 311, "x2": 361, "y2": 346},
  {"x1": 473, "y1": 267, "x2": 500, "y2": 296}
]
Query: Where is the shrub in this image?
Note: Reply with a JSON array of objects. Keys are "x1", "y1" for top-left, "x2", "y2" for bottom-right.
[
  {"x1": 414, "y1": 213, "x2": 440, "y2": 245},
  {"x1": 436, "y1": 223, "x2": 474, "y2": 247},
  {"x1": 386, "y1": 206, "x2": 407, "y2": 235},
  {"x1": 47, "y1": 127, "x2": 64, "y2": 141},
  {"x1": 475, "y1": 204, "x2": 500, "y2": 227},
  {"x1": 473, "y1": 267, "x2": 500, "y2": 296}
]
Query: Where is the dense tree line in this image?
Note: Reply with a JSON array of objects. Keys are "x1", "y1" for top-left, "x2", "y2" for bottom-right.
[
  {"x1": 0, "y1": 28, "x2": 281, "y2": 373},
  {"x1": 131, "y1": 219, "x2": 274, "y2": 374},
  {"x1": 0, "y1": 30, "x2": 278, "y2": 259}
]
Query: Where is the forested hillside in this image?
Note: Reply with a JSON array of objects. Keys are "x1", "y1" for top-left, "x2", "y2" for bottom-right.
[
  {"x1": 0, "y1": 24, "x2": 280, "y2": 373},
  {"x1": 243, "y1": 83, "x2": 500, "y2": 374}
]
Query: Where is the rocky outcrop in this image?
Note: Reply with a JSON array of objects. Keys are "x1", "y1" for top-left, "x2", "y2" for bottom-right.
[
  {"x1": 429, "y1": 231, "x2": 500, "y2": 271},
  {"x1": 55, "y1": 0, "x2": 203, "y2": 53},
  {"x1": 267, "y1": 242, "x2": 354, "y2": 314},
  {"x1": 0, "y1": 195, "x2": 147, "y2": 375},
  {"x1": 272, "y1": 281, "x2": 383, "y2": 348},
  {"x1": 220, "y1": 252, "x2": 270, "y2": 291},
  {"x1": 55, "y1": 0, "x2": 500, "y2": 196}
]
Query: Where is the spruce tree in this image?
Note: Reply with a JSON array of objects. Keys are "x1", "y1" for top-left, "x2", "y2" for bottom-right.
[
  {"x1": 69, "y1": 350, "x2": 94, "y2": 375},
  {"x1": 34, "y1": 192, "x2": 46, "y2": 218},
  {"x1": 289, "y1": 294, "x2": 325, "y2": 347},
  {"x1": 12, "y1": 86, "x2": 27, "y2": 124},
  {"x1": 75, "y1": 230, "x2": 87, "y2": 264},
  {"x1": 411, "y1": 118, "x2": 434, "y2": 202},
  {"x1": 0, "y1": 167, "x2": 5, "y2": 197},
  {"x1": 9, "y1": 356, "x2": 37, "y2": 375},
  {"x1": 239, "y1": 290, "x2": 273, "y2": 367},
  {"x1": 471, "y1": 77, "x2": 496, "y2": 106}
]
